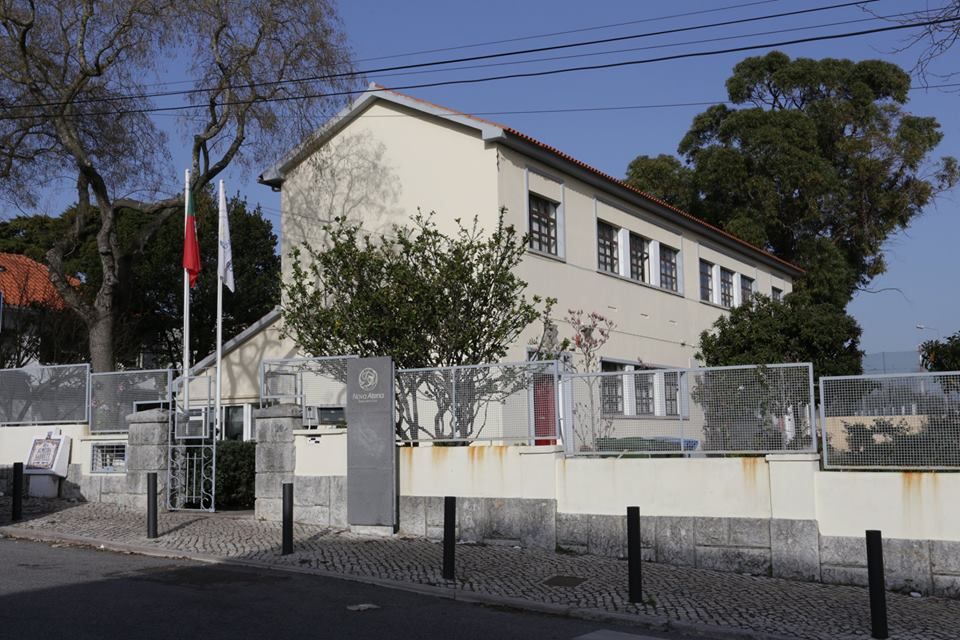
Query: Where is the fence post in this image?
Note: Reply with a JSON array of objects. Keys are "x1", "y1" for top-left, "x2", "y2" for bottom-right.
[
  {"x1": 627, "y1": 506, "x2": 642, "y2": 602},
  {"x1": 443, "y1": 496, "x2": 456, "y2": 580},
  {"x1": 282, "y1": 482, "x2": 294, "y2": 555},
  {"x1": 12, "y1": 462, "x2": 24, "y2": 522},
  {"x1": 866, "y1": 530, "x2": 889, "y2": 639},
  {"x1": 146, "y1": 472, "x2": 158, "y2": 539}
]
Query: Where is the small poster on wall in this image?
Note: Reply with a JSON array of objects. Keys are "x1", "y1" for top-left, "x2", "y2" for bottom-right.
[{"x1": 26, "y1": 438, "x2": 62, "y2": 471}]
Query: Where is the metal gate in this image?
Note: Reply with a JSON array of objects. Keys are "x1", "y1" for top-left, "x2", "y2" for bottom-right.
[{"x1": 168, "y1": 375, "x2": 216, "y2": 511}]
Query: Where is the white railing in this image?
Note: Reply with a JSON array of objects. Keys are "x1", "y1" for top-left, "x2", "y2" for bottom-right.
[
  {"x1": 0, "y1": 363, "x2": 90, "y2": 426},
  {"x1": 564, "y1": 363, "x2": 816, "y2": 456},
  {"x1": 820, "y1": 371, "x2": 960, "y2": 470},
  {"x1": 395, "y1": 360, "x2": 561, "y2": 444}
]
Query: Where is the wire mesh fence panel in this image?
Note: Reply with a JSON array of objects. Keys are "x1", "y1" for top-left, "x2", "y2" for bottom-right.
[
  {"x1": 0, "y1": 363, "x2": 89, "y2": 426},
  {"x1": 821, "y1": 372, "x2": 960, "y2": 470},
  {"x1": 90, "y1": 369, "x2": 172, "y2": 433},
  {"x1": 395, "y1": 361, "x2": 560, "y2": 444},
  {"x1": 565, "y1": 364, "x2": 815, "y2": 456},
  {"x1": 259, "y1": 356, "x2": 355, "y2": 427}
]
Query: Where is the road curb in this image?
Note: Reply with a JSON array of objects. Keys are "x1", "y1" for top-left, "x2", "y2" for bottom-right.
[{"x1": 0, "y1": 525, "x2": 797, "y2": 640}]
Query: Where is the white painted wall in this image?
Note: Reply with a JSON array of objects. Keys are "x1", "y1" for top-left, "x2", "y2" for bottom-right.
[
  {"x1": 292, "y1": 441, "x2": 960, "y2": 543},
  {"x1": 0, "y1": 424, "x2": 89, "y2": 467}
]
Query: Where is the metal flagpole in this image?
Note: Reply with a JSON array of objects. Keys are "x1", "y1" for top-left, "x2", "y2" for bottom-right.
[
  {"x1": 182, "y1": 169, "x2": 191, "y2": 419},
  {"x1": 215, "y1": 180, "x2": 225, "y2": 440}
]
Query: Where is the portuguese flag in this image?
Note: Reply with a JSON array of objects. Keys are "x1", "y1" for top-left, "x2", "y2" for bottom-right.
[{"x1": 182, "y1": 185, "x2": 201, "y2": 288}]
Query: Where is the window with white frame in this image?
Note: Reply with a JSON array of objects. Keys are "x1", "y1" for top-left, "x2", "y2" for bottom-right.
[
  {"x1": 597, "y1": 220, "x2": 619, "y2": 274},
  {"x1": 221, "y1": 405, "x2": 248, "y2": 441},
  {"x1": 772, "y1": 286, "x2": 783, "y2": 301},
  {"x1": 600, "y1": 361, "x2": 624, "y2": 415},
  {"x1": 664, "y1": 372, "x2": 680, "y2": 416},
  {"x1": 699, "y1": 260, "x2": 714, "y2": 302},
  {"x1": 528, "y1": 193, "x2": 559, "y2": 255},
  {"x1": 740, "y1": 276, "x2": 754, "y2": 305},
  {"x1": 659, "y1": 246, "x2": 679, "y2": 292},
  {"x1": 92, "y1": 443, "x2": 127, "y2": 473},
  {"x1": 628, "y1": 233, "x2": 648, "y2": 282},
  {"x1": 720, "y1": 268, "x2": 734, "y2": 307},
  {"x1": 634, "y1": 371, "x2": 655, "y2": 415}
]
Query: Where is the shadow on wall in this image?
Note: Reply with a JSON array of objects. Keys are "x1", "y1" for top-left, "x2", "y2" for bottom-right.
[{"x1": 281, "y1": 131, "x2": 403, "y2": 276}]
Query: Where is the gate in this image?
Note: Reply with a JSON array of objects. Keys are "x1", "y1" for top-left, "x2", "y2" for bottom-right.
[{"x1": 168, "y1": 375, "x2": 216, "y2": 511}]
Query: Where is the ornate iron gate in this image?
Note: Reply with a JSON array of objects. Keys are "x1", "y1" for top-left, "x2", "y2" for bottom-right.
[{"x1": 168, "y1": 375, "x2": 216, "y2": 511}]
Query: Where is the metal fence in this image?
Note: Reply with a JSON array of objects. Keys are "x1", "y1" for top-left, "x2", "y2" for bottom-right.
[
  {"x1": 565, "y1": 363, "x2": 815, "y2": 456},
  {"x1": 820, "y1": 372, "x2": 960, "y2": 470},
  {"x1": 260, "y1": 356, "x2": 355, "y2": 427},
  {"x1": 90, "y1": 369, "x2": 172, "y2": 433},
  {"x1": 0, "y1": 363, "x2": 90, "y2": 426},
  {"x1": 395, "y1": 361, "x2": 561, "y2": 444}
]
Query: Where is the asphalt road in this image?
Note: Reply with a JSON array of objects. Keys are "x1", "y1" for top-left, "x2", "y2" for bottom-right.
[{"x1": 0, "y1": 538, "x2": 692, "y2": 640}]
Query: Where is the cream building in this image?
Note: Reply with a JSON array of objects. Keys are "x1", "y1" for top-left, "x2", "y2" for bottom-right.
[{"x1": 193, "y1": 84, "x2": 801, "y2": 437}]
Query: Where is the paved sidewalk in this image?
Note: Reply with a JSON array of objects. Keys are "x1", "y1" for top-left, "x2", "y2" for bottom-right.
[{"x1": 2, "y1": 498, "x2": 959, "y2": 640}]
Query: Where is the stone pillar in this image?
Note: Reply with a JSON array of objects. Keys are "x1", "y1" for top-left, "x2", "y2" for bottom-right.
[
  {"x1": 766, "y1": 453, "x2": 822, "y2": 581},
  {"x1": 254, "y1": 404, "x2": 300, "y2": 521},
  {"x1": 124, "y1": 409, "x2": 170, "y2": 511}
]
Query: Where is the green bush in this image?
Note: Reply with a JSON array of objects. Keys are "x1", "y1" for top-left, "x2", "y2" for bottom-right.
[{"x1": 215, "y1": 440, "x2": 256, "y2": 510}]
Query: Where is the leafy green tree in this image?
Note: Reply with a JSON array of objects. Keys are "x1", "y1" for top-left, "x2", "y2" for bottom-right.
[
  {"x1": 624, "y1": 154, "x2": 695, "y2": 211},
  {"x1": 0, "y1": 190, "x2": 280, "y2": 368},
  {"x1": 626, "y1": 52, "x2": 958, "y2": 303},
  {"x1": 921, "y1": 332, "x2": 960, "y2": 372},
  {"x1": 281, "y1": 210, "x2": 552, "y2": 439},
  {"x1": 697, "y1": 294, "x2": 862, "y2": 378},
  {"x1": 127, "y1": 192, "x2": 281, "y2": 367}
]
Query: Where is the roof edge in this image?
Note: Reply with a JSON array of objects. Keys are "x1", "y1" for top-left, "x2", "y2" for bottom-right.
[{"x1": 190, "y1": 307, "x2": 282, "y2": 374}]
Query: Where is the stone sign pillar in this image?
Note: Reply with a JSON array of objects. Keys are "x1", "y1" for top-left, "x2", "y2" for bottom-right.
[
  {"x1": 346, "y1": 357, "x2": 397, "y2": 534},
  {"x1": 254, "y1": 404, "x2": 300, "y2": 521},
  {"x1": 125, "y1": 409, "x2": 170, "y2": 511}
]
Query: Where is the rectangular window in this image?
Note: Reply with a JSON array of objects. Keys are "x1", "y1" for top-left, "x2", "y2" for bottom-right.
[
  {"x1": 222, "y1": 405, "x2": 246, "y2": 441},
  {"x1": 91, "y1": 443, "x2": 127, "y2": 473},
  {"x1": 305, "y1": 406, "x2": 346, "y2": 428},
  {"x1": 772, "y1": 287, "x2": 783, "y2": 301},
  {"x1": 699, "y1": 260, "x2": 714, "y2": 302},
  {"x1": 664, "y1": 372, "x2": 680, "y2": 416},
  {"x1": 629, "y1": 234, "x2": 647, "y2": 282},
  {"x1": 600, "y1": 361, "x2": 624, "y2": 415},
  {"x1": 659, "y1": 246, "x2": 679, "y2": 292},
  {"x1": 634, "y1": 372, "x2": 654, "y2": 415},
  {"x1": 720, "y1": 268, "x2": 734, "y2": 307},
  {"x1": 740, "y1": 276, "x2": 754, "y2": 304},
  {"x1": 597, "y1": 221, "x2": 619, "y2": 274},
  {"x1": 528, "y1": 193, "x2": 558, "y2": 255}
]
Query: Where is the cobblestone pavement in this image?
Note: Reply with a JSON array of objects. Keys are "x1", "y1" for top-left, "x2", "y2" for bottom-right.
[{"x1": 2, "y1": 498, "x2": 959, "y2": 640}]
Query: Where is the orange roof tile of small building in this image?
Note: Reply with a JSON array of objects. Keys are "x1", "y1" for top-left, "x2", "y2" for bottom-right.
[{"x1": 0, "y1": 253, "x2": 70, "y2": 310}]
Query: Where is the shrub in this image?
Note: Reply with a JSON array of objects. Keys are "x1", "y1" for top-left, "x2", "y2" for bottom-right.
[{"x1": 216, "y1": 440, "x2": 256, "y2": 510}]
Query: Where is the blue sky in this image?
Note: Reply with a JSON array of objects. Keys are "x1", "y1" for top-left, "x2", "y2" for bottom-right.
[{"x1": 22, "y1": 0, "x2": 960, "y2": 353}]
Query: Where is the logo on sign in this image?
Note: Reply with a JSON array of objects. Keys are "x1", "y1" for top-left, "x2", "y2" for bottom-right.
[{"x1": 358, "y1": 367, "x2": 379, "y2": 391}]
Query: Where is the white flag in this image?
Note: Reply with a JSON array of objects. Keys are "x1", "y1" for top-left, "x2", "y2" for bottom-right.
[{"x1": 217, "y1": 181, "x2": 235, "y2": 292}]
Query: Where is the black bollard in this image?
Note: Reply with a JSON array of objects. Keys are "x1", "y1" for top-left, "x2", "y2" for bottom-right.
[
  {"x1": 443, "y1": 496, "x2": 456, "y2": 580},
  {"x1": 866, "y1": 530, "x2": 889, "y2": 639},
  {"x1": 627, "y1": 506, "x2": 642, "y2": 603},
  {"x1": 282, "y1": 482, "x2": 294, "y2": 555},
  {"x1": 12, "y1": 462, "x2": 23, "y2": 523},
  {"x1": 146, "y1": 473, "x2": 158, "y2": 539}
]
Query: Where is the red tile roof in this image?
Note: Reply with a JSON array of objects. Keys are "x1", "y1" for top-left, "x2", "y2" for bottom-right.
[
  {"x1": 371, "y1": 85, "x2": 802, "y2": 274},
  {"x1": 0, "y1": 253, "x2": 70, "y2": 310}
]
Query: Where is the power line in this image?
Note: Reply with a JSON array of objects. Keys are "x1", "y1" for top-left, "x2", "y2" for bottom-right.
[
  {"x1": 3, "y1": 0, "x2": 876, "y2": 113},
  {"x1": 368, "y1": 11, "x2": 913, "y2": 83},
  {"x1": 352, "y1": 0, "x2": 788, "y2": 62},
  {"x1": 7, "y1": 14, "x2": 953, "y2": 122},
  {"x1": 112, "y1": 0, "x2": 792, "y2": 92}
]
